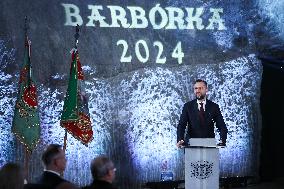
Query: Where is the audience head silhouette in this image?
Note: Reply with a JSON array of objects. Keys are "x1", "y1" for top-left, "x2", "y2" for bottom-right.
[
  {"x1": 0, "y1": 162, "x2": 24, "y2": 189},
  {"x1": 91, "y1": 155, "x2": 116, "y2": 183},
  {"x1": 41, "y1": 144, "x2": 66, "y2": 174}
]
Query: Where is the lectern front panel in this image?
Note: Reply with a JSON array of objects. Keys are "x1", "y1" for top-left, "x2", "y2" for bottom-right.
[{"x1": 185, "y1": 147, "x2": 219, "y2": 189}]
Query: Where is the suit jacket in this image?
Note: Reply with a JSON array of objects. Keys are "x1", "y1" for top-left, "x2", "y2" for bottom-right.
[
  {"x1": 36, "y1": 171, "x2": 68, "y2": 189},
  {"x1": 82, "y1": 180, "x2": 117, "y2": 189},
  {"x1": 177, "y1": 99, "x2": 228, "y2": 145}
]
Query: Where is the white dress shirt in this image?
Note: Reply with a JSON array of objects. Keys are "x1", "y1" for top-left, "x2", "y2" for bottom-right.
[{"x1": 197, "y1": 99, "x2": 206, "y2": 111}]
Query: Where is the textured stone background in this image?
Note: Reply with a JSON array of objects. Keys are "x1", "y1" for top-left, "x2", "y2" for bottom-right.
[{"x1": 0, "y1": 0, "x2": 283, "y2": 188}]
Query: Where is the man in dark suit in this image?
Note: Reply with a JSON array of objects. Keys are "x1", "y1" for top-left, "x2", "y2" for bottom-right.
[
  {"x1": 36, "y1": 144, "x2": 78, "y2": 189},
  {"x1": 176, "y1": 79, "x2": 228, "y2": 147},
  {"x1": 82, "y1": 155, "x2": 117, "y2": 189}
]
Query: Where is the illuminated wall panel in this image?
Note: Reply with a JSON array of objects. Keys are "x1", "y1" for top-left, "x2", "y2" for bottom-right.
[{"x1": 0, "y1": 0, "x2": 283, "y2": 188}]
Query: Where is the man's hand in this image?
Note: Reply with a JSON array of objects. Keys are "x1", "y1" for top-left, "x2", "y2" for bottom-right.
[
  {"x1": 176, "y1": 140, "x2": 184, "y2": 148},
  {"x1": 217, "y1": 141, "x2": 226, "y2": 147}
]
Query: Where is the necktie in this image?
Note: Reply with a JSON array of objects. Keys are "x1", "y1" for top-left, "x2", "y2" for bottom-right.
[{"x1": 199, "y1": 102, "x2": 205, "y2": 127}]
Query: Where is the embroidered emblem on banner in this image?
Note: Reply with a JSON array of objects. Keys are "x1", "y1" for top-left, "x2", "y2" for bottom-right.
[{"x1": 190, "y1": 161, "x2": 213, "y2": 179}]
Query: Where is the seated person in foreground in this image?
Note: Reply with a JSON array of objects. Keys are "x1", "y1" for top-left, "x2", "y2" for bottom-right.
[
  {"x1": 36, "y1": 144, "x2": 78, "y2": 189},
  {"x1": 82, "y1": 155, "x2": 117, "y2": 189}
]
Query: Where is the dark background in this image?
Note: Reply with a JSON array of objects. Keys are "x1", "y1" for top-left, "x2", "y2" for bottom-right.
[
  {"x1": 260, "y1": 47, "x2": 284, "y2": 180},
  {"x1": 0, "y1": 0, "x2": 284, "y2": 187}
]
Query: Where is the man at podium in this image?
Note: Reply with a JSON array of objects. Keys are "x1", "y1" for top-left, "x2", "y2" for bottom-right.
[{"x1": 176, "y1": 79, "x2": 228, "y2": 148}]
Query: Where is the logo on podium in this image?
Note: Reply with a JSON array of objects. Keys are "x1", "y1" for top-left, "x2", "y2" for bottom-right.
[{"x1": 190, "y1": 160, "x2": 213, "y2": 179}]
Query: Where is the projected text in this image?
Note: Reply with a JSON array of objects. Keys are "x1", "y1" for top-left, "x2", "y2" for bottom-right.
[{"x1": 62, "y1": 3, "x2": 227, "y2": 30}]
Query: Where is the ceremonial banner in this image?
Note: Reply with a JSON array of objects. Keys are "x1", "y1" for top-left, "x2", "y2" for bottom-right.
[
  {"x1": 12, "y1": 37, "x2": 40, "y2": 151},
  {"x1": 60, "y1": 49, "x2": 93, "y2": 145}
]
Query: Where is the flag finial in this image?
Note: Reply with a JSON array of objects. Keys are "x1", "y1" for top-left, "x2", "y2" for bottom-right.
[
  {"x1": 24, "y1": 16, "x2": 29, "y2": 37},
  {"x1": 74, "y1": 24, "x2": 80, "y2": 48}
]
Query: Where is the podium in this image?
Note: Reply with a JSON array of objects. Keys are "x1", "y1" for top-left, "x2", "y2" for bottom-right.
[{"x1": 184, "y1": 138, "x2": 220, "y2": 189}]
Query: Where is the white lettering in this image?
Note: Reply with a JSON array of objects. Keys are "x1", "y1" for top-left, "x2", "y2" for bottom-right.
[
  {"x1": 127, "y1": 6, "x2": 148, "y2": 28},
  {"x1": 86, "y1": 5, "x2": 110, "y2": 27},
  {"x1": 107, "y1": 6, "x2": 130, "y2": 28},
  {"x1": 117, "y1": 40, "x2": 132, "y2": 62},
  {"x1": 172, "y1": 42, "x2": 184, "y2": 64},
  {"x1": 206, "y1": 8, "x2": 226, "y2": 30},
  {"x1": 185, "y1": 8, "x2": 204, "y2": 30},
  {"x1": 149, "y1": 4, "x2": 168, "y2": 29},
  {"x1": 61, "y1": 3, "x2": 83, "y2": 26},
  {"x1": 153, "y1": 41, "x2": 166, "y2": 64},
  {"x1": 135, "y1": 40, "x2": 149, "y2": 63},
  {"x1": 61, "y1": 4, "x2": 227, "y2": 30},
  {"x1": 165, "y1": 7, "x2": 186, "y2": 29}
]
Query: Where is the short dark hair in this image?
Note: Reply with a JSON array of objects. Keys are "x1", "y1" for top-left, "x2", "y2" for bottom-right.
[
  {"x1": 41, "y1": 144, "x2": 62, "y2": 166},
  {"x1": 90, "y1": 155, "x2": 114, "y2": 179},
  {"x1": 0, "y1": 163, "x2": 24, "y2": 189},
  {"x1": 195, "y1": 79, "x2": 207, "y2": 87}
]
